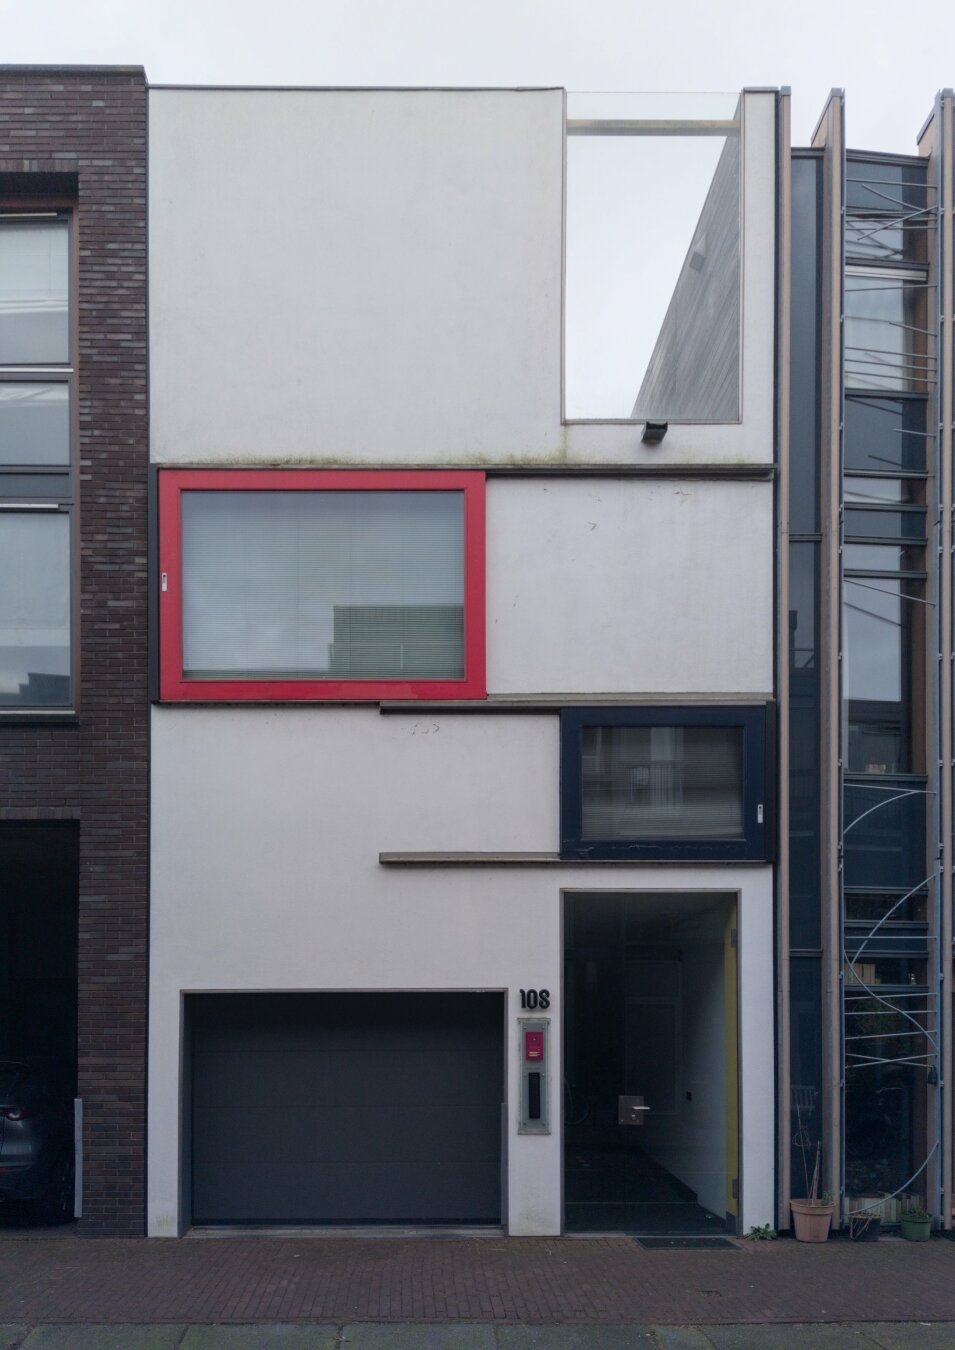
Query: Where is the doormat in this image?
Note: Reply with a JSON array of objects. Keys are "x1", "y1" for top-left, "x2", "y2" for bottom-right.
[{"x1": 634, "y1": 1236, "x2": 738, "y2": 1250}]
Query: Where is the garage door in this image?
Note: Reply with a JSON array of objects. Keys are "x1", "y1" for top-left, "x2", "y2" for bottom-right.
[{"x1": 188, "y1": 991, "x2": 504, "y2": 1225}]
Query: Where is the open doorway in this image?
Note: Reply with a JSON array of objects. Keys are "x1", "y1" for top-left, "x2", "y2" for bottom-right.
[
  {"x1": 563, "y1": 891, "x2": 739, "y2": 1235},
  {"x1": 0, "y1": 823, "x2": 79, "y2": 1230}
]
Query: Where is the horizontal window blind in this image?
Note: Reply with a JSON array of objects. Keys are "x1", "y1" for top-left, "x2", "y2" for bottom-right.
[
  {"x1": 581, "y1": 724, "x2": 744, "y2": 841},
  {"x1": 0, "y1": 221, "x2": 69, "y2": 366},
  {"x1": 181, "y1": 490, "x2": 465, "y2": 680},
  {"x1": 0, "y1": 512, "x2": 70, "y2": 706},
  {"x1": 0, "y1": 383, "x2": 69, "y2": 465}
]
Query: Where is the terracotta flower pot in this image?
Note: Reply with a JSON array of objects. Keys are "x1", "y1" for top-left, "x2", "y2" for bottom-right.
[{"x1": 791, "y1": 1199, "x2": 834, "y2": 1242}]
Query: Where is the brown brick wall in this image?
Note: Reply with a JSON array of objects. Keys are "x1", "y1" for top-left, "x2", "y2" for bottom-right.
[{"x1": 0, "y1": 68, "x2": 148, "y2": 1236}]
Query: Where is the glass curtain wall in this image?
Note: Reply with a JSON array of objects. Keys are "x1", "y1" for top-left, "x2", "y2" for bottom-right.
[
  {"x1": 788, "y1": 153, "x2": 825, "y2": 1199},
  {"x1": 841, "y1": 154, "x2": 937, "y2": 1225}
]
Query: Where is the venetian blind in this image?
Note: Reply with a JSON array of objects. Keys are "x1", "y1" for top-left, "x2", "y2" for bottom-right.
[{"x1": 181, "y1": 490, "x2": 465, "y2": 680}]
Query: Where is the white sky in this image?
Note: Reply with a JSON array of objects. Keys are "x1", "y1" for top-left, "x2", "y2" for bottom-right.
[{"x1": 2, "y1": 0, "x2": 954, "y2": 153}]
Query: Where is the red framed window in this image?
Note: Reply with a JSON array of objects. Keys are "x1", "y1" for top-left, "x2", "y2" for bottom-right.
[{"x1": 158, "y1": 469, "x2": 486, "y2": 702}]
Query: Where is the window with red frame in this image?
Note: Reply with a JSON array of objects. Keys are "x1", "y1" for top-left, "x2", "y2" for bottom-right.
[{"x1": 158, "y1": 469, "x2": 486, "y2": 702}]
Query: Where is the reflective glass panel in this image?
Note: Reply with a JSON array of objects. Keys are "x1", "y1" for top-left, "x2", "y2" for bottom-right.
[
  {"x1": 845, "y1": 159, "x2": 927, "y2": 215},
  {"x1": 844, "y1": 507, "x2": 925, "y2": 542},
  {"x1": 844, "y1": 395, "x2": 927, "y2": 474},
  {"x1": 845, "y1": 217, "x2": 927, "y2": 267},
  {"x1": 843, "y1": 781, "x2": 926, "y2": 890},
  {"x1": 0, "y1": 221, "x2": 69, "y2": 365},
  {"x1": 789, "y1": 543, "x2": 821, "y2": 948},
  {"x1": 844, "y1": 577, "x2": 923, "y2": 774},
  {"x1": 845, "y1": 929, "x2": 929, "y2": 961},
  {"x1": 844, "y1": 956, "x2": 927, "y2": 988},
  {"x1": 844, "y1": 274, "x2": 928, "y2": 393},
  {"x1": 0, "y1": 512, "x2": 70, "y2": 706},
  {"x1": 844, "y1": 987, "x2": 929, "y2": 1214},
  {"x1": 565, "y1": 94, "x2": 741, "y2": 420},
  {"x1": 0, "y1": 383, "x2": 69, "y2": 465},
  {"x1": 845, "y1": 891, "x2": 928, "y2": 924},
  {"x1": 580, "y1": 724, "x2": 743, "y2": 840},
  {"x1": 790, "y1": 958, "x2": 823, "y2": 1200},
  {"x1": 182, "y1": 491, "x2": 465, "y2": 680},
  {"x1": 844, "y1": 478, "x2": 921, "y2": 505},
  {"x1": 844, "y1": 544, "x2": 923, "y2": 573},
  {"x1": 789, "y1": 155, "x2": 822, "y2": 533}
]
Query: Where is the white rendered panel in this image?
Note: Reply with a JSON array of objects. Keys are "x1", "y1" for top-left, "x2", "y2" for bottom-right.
[
  {"x1": 149, "y1": 89, "x2": 564, "y2": 464},
  {"x1": 486, "y1": 479, "x2": 773, "y2": 695},
  {"x1": 148, "y1": 707, "x2": 775, "y2": 1236},
  {"x1": 149, "y1": 88, "x2": 776, "y2": 468}
]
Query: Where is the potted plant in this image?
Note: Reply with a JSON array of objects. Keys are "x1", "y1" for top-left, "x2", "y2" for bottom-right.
[
  {"x1": 900, "y1": 1206, "x2": 932, "y2": 1242},
  {"x1": 791, "y1": 1141, "x2": 835, "y2": 1242},
  {"x1": 849, "y1": 1209, "x2": 881, "y2": 1242}
]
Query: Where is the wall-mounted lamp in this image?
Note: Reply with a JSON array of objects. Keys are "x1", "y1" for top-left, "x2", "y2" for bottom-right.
[{"x1": 641, "y1": 421, "x2": 668, "y2": 446}]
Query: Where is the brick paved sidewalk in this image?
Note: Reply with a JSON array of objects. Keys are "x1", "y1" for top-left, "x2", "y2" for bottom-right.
[
  {"x1": 0, "y1": 1235, "x2": 954, "y2": 1328},
  {"x1": 3, "y1": 1324, "x2": 955, "y2": 1349}
]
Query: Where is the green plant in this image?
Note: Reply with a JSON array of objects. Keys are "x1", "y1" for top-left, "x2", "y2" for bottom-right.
[
  {"x1": 902, "y1": 1206, "x2": 931, "y2": 1222},
  {"x1": 820, "y1": 1190, "x2": 833, "y2": 1205},
  {"x1": 746, "y1": 1224, "x2": 776, "y2": 1240}
]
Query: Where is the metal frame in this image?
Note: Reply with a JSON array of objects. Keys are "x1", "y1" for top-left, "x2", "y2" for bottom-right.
[
  {"x1": 561, "y1": 94, "x2": 746, "y2": 427},
  {"x1": 0, "y1": 206, "x2": 78, "y2": 717},
  {"x1": 838, "y1": 129, "x2": 942, "y2": 1227},
  {"x1": 559, "y1": 704, "x2": 772, "y2": 862},
  {"x1": 156, "y1": 467, "x2": 487, "y2": 703}
]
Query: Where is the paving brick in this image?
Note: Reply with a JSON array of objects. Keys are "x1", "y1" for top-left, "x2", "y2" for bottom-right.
[
  {"x1": 344, "y1": 1327, "x2": 495, "y2": 1348},
  {"x1": 180, "y1": 1328, "x2": 336, "y2": 1348},
  {"x1": 2, "y1": 1236, "x2": 955, "y2": 1328},
  {"x1": 497, "y1": 1329, "x2": 654, "y2": 1347},
  {"x1": 860, "y1": 1326, "x2": 955, "y2": 1349},
  {"x1": 652, "y1": 1331, "x2": 718, "y2": 1349},
  {"x1": 702, "y1": 1327, "x2": 877, "y2": 1348},
  {"x1": 22, "y1": 1328, "x2": 185, "y2": 1349}
]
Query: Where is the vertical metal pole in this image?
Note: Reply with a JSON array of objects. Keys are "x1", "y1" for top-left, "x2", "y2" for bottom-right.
[
  {"x1": 776, "y1": 88, "x2": 793, "y2": 1229},
  {"x1": 811, "y1": 89, "x2": 845, "y2": 1213},
  {"x1": 936, "y1": 92, "x2": 955, "y2": 1228},
  {"x1": 73, "y1": 1096, "x2": 83, "y2": 1219}
]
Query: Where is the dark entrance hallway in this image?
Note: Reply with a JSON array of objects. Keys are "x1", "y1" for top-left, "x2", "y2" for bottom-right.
[{"x1": 564, "y1": 891, "x2": 738, "y2": 1235}]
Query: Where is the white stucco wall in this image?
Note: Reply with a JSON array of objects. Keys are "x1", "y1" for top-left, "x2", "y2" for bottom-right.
[
  {"x1": 148, "y1": 708, "x2": 775, "y2": 1237},
  {"x1": 149, "y1": 88, "x2": 565, "y2": 465},
  {"x1": 148, "y1": 87, "x2": 776, "y2": 467},
  {"x1": 145, "y1": 83, "x2": 778, "y2": 1237},
  {"x1": 487, "y1": 478, "x2": 773, "y2": 694}
]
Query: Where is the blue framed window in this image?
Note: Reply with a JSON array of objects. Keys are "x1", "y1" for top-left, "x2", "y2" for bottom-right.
[{"x1": 560, "y1": 706, "x2": 771, "y2": 861}]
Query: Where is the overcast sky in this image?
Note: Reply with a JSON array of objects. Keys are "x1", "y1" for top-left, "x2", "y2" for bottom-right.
[{"x1": 2, "y1": 0, "x2": 954, "y2": 152}]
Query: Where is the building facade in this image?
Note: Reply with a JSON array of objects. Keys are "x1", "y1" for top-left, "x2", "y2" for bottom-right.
[
  {"x1": 0, "y1": 66, "x2": 149, "y2": 1236},
  {"x1": 3, "y1": 70, "x2": 954, "y2": 1241},
  {"x1": 145, "y1": 86, "x2": 778, "y2": 1237},
  {"x1": 781, "y1": 91, "x2": 955, "y2": 1233}
]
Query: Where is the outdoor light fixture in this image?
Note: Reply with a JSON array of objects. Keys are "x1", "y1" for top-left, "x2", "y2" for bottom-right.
[{"x1": 641, "y1": 421, "x2": 668, "y2": 445}]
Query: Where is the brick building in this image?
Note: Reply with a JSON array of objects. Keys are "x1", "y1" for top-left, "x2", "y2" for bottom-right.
[{"x1": 0, "y1": 66, "x2": 148, "y2": 1236}]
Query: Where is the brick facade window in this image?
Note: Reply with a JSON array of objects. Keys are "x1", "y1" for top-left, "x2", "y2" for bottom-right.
[{"x1": 0, "y1": 212, "x2": 74, "y2": 710}]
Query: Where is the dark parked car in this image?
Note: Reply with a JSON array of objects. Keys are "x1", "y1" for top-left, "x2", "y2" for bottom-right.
[{"x1": 0, "y1": 1059, "x2": 74, "y2": 1223}]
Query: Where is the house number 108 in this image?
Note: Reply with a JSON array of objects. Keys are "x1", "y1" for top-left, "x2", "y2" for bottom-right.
[{"x1": 519, "y1": 989, "x2": 550, "y2": 1010}]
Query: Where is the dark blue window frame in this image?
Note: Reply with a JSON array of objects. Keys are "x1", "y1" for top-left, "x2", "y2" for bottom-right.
[{"x1": 559, "y1": 705, "x2": 773, "y2": 861}]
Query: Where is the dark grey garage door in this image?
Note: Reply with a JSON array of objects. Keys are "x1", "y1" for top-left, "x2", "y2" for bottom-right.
[{"x1": 188, "y1": 992, "x2": 504, "y2": 1225}]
